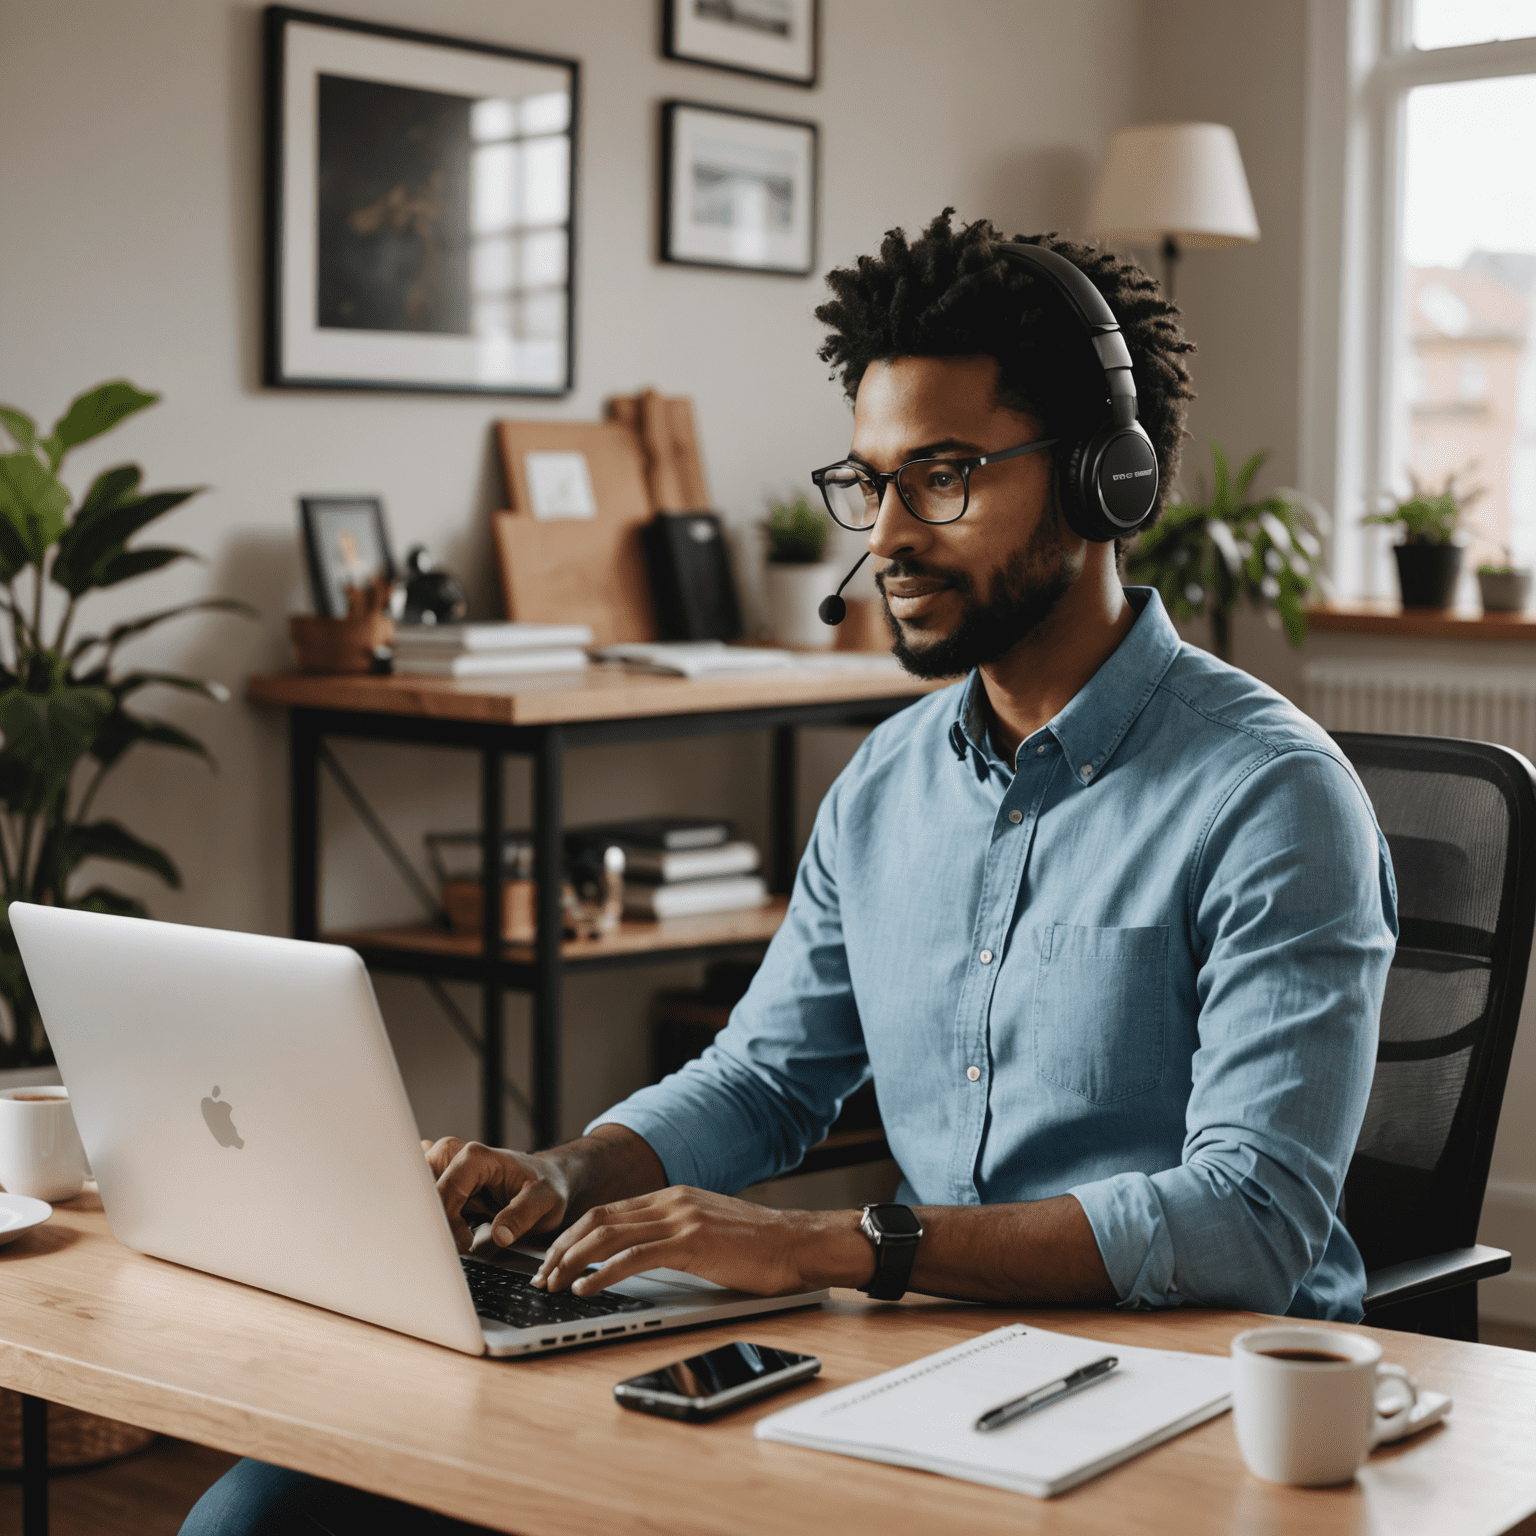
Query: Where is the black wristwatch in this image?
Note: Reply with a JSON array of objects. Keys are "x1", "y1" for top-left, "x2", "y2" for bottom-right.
[{"x1": 858, "y1": 1203, "x2": 924, "y2": 1301}]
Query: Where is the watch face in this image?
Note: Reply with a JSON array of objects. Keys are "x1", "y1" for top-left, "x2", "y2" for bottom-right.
[{"x1": 867, "y1": 1204, "x2": 923, "y2": 1239}]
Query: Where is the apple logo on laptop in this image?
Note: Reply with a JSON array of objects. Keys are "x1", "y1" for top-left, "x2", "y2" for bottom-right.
[{"x1": 200, "y1": 1086, "x2": 244, "y2": 1149}]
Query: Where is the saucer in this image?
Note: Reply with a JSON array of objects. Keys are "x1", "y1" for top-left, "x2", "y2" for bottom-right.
[{"x1": 0, "y1": 1192, "x2": 52, "y2": 1244}]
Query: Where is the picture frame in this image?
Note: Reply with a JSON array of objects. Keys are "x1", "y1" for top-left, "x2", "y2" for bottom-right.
[
  {"x1": 662, "y1": 0, "x2": 818, "y2": 88},
  {"x1": 263, "y1": 7, "x2": 579, "y2": 396},
  {"x1": 660, "y1": 101, "x2": 818, "y2": 277},
  {"x1": 300, "y1": 496, "x2": 397, "y2": 617}
]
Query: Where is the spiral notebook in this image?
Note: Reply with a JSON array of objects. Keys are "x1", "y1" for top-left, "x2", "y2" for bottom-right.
[{"x1": 755, "y1": 1324, "x2": 1231, "y2": 1499}]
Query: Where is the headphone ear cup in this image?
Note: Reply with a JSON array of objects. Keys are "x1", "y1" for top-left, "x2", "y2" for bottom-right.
[
  {"x1": 1063, "y1": 423, "x2": 1160, "y2": 543},
  {"x1": 1056, "y1": 440, "x2": 1097, "y2": 542}
]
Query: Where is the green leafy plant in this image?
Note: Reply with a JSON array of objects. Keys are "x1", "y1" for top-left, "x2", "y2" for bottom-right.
[
  {"x1": 0, "y1": 381, "x2": 249, "y2": 1067},
  {"x1": 764, "y1": 494, "x2": 832, "y2": 565},
  {"x1": 1124, "y1": 442, "x2": 1328, "y2": 662},
  {"x1": 1362, "y1": 467, "x2": 1483, "y2": 546}
]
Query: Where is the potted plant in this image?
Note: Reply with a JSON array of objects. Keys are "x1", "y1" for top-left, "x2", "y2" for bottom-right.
[
  {"x1": 762, "y1": 493, "x2": 837, "y2": 650},
  {"x1": 1362, "y1": 470, "x2": 1481, "y2": 609},
  {"x1": 0, "y1": 381, "x2": 247, "y2": 1072},
  {"x1": 1476, "y1": 548, "x2": 1531, "y2": 615},
  {"x1": 1123, "y1": 443, "x2": 1328, "y2": 662}
]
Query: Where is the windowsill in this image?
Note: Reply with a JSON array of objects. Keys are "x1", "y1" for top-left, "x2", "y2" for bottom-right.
[{"x1": 1308, "y1": 600, "x2": 1536, "y2": 641}]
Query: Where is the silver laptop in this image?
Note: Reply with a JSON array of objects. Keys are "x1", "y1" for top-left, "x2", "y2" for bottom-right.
[{"x1": 10, "y1": 903, "x2": 828, "y2": 1357}]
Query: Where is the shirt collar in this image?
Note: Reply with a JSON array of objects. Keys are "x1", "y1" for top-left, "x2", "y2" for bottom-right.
[{"x1": 950, "y1": 587, "x2": 1181, "y2": 787}]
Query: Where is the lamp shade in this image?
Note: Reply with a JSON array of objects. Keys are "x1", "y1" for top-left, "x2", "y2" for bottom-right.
[{"x1": 1088, "y1": 122, "x2": 1259, "y2": 249}]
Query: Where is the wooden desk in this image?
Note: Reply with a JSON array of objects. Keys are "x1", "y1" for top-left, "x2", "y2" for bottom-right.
[
  {"x1": 5, "y1": 1196, "x2": 1536, "y2": 1536},
  {"x1": 247, "y1": 662, "x2": 938, "y2": 1148}
]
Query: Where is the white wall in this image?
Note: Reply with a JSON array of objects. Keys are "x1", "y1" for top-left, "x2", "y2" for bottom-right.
[{"x1": 0, "y1": 0, "x2": 1142, "y2": 1149}]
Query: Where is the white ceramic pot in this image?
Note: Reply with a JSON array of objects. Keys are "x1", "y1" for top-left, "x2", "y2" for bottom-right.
[{"x1": 764, "y1": 562, "x2": 839, "y2": 650}]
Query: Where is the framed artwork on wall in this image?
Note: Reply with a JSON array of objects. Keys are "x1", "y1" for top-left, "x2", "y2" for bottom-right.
[
  {"x1": 662, "y1": 0, "x2": 818, "y2": 87},
  {"x1": 300, "y1": 495, "x2": 396, "y2": 616},
  {"x1": 263, "y1": 7, "x2": 579, "y2": 396},
  {"x1": 660, "y1": 101, "x2": 818, "y2": 277}
]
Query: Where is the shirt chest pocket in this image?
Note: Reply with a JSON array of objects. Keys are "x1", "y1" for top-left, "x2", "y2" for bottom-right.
[{"x1": 1032, "y1": 924, "x2": 1168, "y2": 1104}]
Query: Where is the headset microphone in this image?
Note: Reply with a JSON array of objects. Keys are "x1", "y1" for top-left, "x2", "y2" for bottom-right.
[{"x1": 818, "y1": 551, "x2": 870, "y2": 626}]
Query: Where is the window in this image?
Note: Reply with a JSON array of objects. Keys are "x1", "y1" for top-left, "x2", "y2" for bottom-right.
[{"x1": 1306, "y1": 1, "x2": 1536, "y2": 599}]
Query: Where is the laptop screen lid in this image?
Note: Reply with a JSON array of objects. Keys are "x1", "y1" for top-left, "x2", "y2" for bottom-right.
[{"x1": 9, "y1": 903, "x2": 486, "y2": 1356}]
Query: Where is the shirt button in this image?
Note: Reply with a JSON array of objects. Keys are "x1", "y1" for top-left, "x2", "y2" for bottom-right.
[
  {"x1": 1008, "y1": 810, "x2": 1023, "y2": 824},
  {"x1": 1036, "y1": 745, "x2": 1046, "y2": 756},
  {"x1": 979, "y1": 949, "x2": 993, "y2": 964},
  {"x1": 1081, "y1": 764, "x2": 1094, "y2": 778},
  {"x1": 966, "y1": 1066, "x2": 981, "y2": 1082}
]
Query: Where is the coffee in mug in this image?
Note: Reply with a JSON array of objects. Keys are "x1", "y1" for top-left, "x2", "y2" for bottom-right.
[
  {"x1": 1231, "y1": 1325, "x2": 1418, "y2": 1486},
  {"x1": 0, "y1": 1086, "x2": 89, "y2": 1202}
]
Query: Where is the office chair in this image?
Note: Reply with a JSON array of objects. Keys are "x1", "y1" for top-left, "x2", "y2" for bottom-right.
[{"x1": 1331, "y1": 732, "x2": 1536, "y2": 1341}]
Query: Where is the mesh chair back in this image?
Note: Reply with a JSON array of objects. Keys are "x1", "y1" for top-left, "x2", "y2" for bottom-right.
[{"x1": 1333, "y1": 733, "x2": 1536, "y2": 1272}]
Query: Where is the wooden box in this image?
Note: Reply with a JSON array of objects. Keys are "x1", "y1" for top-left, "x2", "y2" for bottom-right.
[{"x1": 442, "y1": 879, "x2": 536, "y2": 942}]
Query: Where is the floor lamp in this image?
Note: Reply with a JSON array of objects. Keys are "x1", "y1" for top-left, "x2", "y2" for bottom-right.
[{"x1": 1087, "y1": 122, "x2": 1259, "y2": 301}]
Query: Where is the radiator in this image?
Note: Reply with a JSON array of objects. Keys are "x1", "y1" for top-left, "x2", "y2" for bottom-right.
[{"x1": 1302, "y1": 659, "x2": 1536, "y2": 762}]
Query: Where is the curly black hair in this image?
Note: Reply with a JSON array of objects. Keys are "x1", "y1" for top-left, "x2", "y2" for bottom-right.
[{"x1": 814, "y1": 210, "x2": 1196, "y2": 528}]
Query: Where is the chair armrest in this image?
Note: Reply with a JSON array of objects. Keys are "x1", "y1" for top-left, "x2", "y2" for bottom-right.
[{"x1": 1363, "y1": 1244, "x2": 1512, "y2": 1311}]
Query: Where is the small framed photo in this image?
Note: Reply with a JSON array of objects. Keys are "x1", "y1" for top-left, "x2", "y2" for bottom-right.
[
  {"x1": 663, "y1": 0, "x2": 818, "y2": 87},
  {"x1": 660, "y1": 101, "x2": 818, "y2": 277},
  {"x1": 300, "y1": 496, "x2": 397, "y2": 617},
  {"x1": 263, "y1": 7, "x2": 579, "y2": 396}
]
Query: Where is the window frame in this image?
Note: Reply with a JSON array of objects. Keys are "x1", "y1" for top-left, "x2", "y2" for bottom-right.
[{"x1": 1301, "y1": 0, "x2": 1536, "y2": 600}]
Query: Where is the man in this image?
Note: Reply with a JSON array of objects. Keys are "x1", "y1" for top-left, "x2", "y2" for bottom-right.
[{"x1": 182, "y1": 213, "x2": 1395, "y2": 1533}]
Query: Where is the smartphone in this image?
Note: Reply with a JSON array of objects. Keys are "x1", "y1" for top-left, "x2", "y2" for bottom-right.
[{"x1": 613, "y1": 1341, "x2": 821, "y2": 1422}]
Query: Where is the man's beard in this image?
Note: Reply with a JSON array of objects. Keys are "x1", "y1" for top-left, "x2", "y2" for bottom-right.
[{"x1": 877, "y1": 515, "x2": 1073, "y2": 680}]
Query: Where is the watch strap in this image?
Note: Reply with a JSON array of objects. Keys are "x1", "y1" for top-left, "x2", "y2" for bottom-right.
[{"x1": 860, "y1": 1203, "x2": 921, "y2": 1301}]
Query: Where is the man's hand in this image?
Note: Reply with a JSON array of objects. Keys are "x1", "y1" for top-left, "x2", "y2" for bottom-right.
[
  {"x1": 424, "y1": 1138, "x2": 573, "y2": 1252},
  {"x1": 530, "y1": 1186, "x2": 875, "y2": 1297}
]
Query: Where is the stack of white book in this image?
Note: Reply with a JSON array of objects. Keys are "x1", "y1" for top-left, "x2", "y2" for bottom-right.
[
  {"x1": 568, "y1": 817, "x2": 768, "y2": 920},
  {"x1": 392, "y1": 622, "x2": 593, "y2": 678}
]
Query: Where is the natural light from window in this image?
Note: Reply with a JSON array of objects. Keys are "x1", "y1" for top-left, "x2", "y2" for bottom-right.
[
  {"x1": 1397, "y1": 72, "x2": 1536, "y2": 566},
  {"x1": 1412, "y1": 0, "x2": 1536, "y2": 50}
]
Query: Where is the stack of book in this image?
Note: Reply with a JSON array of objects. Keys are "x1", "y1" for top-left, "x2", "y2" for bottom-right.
[
  {"x1": 568, "y1": 817, "x2": 767, "y2": 920},
  {"x1": 392, "y1": 622, "x2": 593, "y2": 678}
]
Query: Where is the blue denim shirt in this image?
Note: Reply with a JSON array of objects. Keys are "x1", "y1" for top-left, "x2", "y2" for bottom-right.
[{"x1": 595, "y1": 589, "x2": 1398, "y2": 1320}]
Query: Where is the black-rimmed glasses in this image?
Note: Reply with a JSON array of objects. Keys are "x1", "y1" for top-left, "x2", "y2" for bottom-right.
[{"x1": 810, "y1": 437, "x2": 1059, "y2": 531}]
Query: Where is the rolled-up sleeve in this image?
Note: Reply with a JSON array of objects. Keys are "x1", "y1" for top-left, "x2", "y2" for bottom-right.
[
  {"x1": 1070, "y1": 747, "x2": 1397, "y2": 1317},
  {"x1": 589, "y1": 775, "x2": 871, "y2": 1192}
]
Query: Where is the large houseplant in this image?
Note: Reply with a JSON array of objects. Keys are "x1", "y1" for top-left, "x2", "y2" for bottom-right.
[
  {"x1": 0, "y1": 381, "x2": 246, "y2": 1067},
  {"x1": 1124, "y1": 442, "x2": 1328, "y2": 661}
]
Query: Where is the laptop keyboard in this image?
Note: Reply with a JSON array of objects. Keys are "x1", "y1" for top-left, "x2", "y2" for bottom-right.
[{"x1": 461, "y1": 1257, "x2": 657, "y2": 1330}]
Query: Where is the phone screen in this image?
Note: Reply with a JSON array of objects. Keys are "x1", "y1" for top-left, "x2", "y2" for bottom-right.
[{"x1": 621, "y1": 1342, "x2": 816, "y2": 1401}]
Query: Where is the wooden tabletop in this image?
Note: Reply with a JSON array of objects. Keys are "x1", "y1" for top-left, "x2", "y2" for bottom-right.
[
  {"x1": 3, "y1": 1198, "x2": 1535, "y2": 1536},
  {"x1": 246, "y1": 659, "x2": 940, "y2": 728}
]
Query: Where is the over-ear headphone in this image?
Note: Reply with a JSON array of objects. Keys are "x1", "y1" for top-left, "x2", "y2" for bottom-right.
[{"x1": 990, "y1": 241, "x2": 1160, "y2": 544}]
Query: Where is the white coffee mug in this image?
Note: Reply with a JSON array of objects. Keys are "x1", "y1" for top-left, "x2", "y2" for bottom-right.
[
  {"x1": 1231, "y1": 1325, "x2": 1418, "y2": 1486},
  {"x1": 0, "y1": 1086, "x2": 89, "y2": 1202}
]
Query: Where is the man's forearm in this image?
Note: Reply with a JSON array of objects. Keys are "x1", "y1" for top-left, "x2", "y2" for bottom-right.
[{"x1": 551, "y1": 1123, "x2": 668, "y2": 1222}]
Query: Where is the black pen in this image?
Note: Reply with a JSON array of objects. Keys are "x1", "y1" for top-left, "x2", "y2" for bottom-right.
[{"x1": 973, "y1": 1355, "x2": 1120, "y2": 1432}]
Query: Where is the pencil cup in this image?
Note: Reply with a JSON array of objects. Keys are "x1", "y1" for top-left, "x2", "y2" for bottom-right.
[
  {"x1": 0, "y1": 1086, "x2": 89, "y2": 1202},
  {"x1": 1230, "y1": 1326, "x2": 1418, "y2": 1486}
]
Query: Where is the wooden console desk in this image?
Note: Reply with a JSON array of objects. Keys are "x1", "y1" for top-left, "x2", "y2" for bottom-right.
[
  {"x1": 4, "y1": 1196, "x2": 1536, "y2": 1536},
  {"x1": 247, "y1": 662, "x2": 939, "y2": 1149}
]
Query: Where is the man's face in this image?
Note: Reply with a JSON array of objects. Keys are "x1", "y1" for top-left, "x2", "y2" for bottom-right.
[{"x1": 850, "y1": 355, "x2": 1078, "y2": 678}]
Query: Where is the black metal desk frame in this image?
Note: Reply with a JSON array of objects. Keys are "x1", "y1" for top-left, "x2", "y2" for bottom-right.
[{"x1": 288, "y1": 693, "x2": 921, "y2": 1149}]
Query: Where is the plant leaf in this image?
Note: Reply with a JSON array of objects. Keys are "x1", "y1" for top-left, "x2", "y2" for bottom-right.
[
  {"x1": 90, "y1": 709, "x2": 214, "y2": 770},
  {"x1": 1233, "y1": 450, "x2": 1268, "y2": 500},
  {"x1": 91, "y1": 546, "x2": 194, "y2": 589},
  {"x1": 0, "y1": 683, "x2": 114, "y2": 809},
  {"x1": 0, "y1": 451, "x2": 69, "y2": 567},
  {"x1": 0, "y1": 408, "x2": 37, "y2": 453},
  {"x1": 70, "y1": 885, "x2": 149, "y2": 919},
  {"x1": 66, "y1": 597, "x2": 256, "y2": 664},
  {"x1": 59, "y1": 818, "x2": 181, "y2": 888},
  {"x1": 39, "y1": 381, "x2": 158, "y2": 470},
  {"x1": 53, "y1": 489, "x2": 200, "y2": 596},
  {"x1": 109, "y1": 670, "x2": 231, "y2": 704},
  {"x1": 77, "y1": 464, "x2": 142, "y2": 518}
]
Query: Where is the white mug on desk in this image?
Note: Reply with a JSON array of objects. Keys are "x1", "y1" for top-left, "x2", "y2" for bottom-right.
[
  {"x1": 1231, "y1": 1325, "x2": 1418, "y2": 1486},
  {"x1": 0, "y1": 1085, "x2": 89, "y2": 1202}
]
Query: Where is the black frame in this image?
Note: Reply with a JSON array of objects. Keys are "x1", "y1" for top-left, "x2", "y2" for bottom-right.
[
  {"x1": 661, "y1": 0, "x2": 819, "y2": 88},
  {"x1": 262, "y1": 6, "x2": 580, "y2": 397},
  {"x1": 812, "y1": 437, "x2": 1061, "y2": 530},
  {"x1": 300, "y1": 495, "x2": 396, "y2": 617},
  {"x1": 659, "y1": 100, "x2": 818, "y2": 277}
]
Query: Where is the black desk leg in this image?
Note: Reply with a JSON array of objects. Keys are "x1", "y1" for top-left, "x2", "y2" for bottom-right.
[
  {"x1": 290, "y1": 710, "x2": 321, "y2": 942},
  {"x1": 21, "y1": 1393, "x2": 47, "y2": 1536},
  {"x1": 480, "y1": 745, "x2": 505, "y2": 1149},
  {"x1": 770, "y1": 724, "x2": 797, "y2": 895},
  {"x1": 532, "y1": 727, "x2": 564, "y2": 1151}
]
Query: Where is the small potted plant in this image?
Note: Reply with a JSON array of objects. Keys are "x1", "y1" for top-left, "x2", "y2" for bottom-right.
[
  {"x1": 762, "y1": 494, "x2": 837, "y2": 649},
  {"x1": 1362, "y1": 470, "x2": 1481, "y2": 609},
  {"x1": 1124, "y1": 442, "x2": 1328, "y2": 662},
  {"x1": 1476, "y1": 548, "x2": 1532, "y2": 615}
]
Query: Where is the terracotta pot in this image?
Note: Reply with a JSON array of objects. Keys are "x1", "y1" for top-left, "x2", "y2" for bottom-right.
[{"x1": 1392, "y1": 544, "x2": 1462, "y2": 609}]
